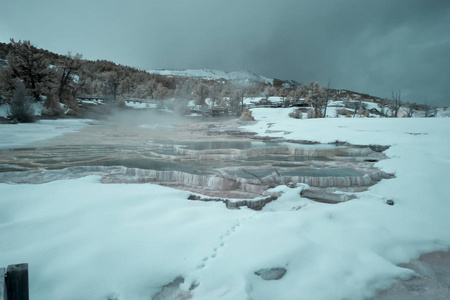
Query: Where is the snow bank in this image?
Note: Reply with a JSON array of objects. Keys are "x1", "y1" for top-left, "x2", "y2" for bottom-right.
[{"x1": 0, "y1": 176, "x2": 247, "y2": 299}]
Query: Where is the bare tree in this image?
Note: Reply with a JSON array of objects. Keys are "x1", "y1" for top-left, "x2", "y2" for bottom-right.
[
  {"x1": 208, "y1": 83, "x2": 224, "y2": 108},
  {"x1": 193, "y1": 82, "x2": 209, "y2": 106},
  {"x1": 119, "y1": 77, "x2": 135, "y2": 96},
  {"x1": 322, "y1": 79, "x2": 332, "y2": 118},
  {"x1": 102, "y1": 71, "x2": 121, "y2": 101},
  {"x1": 153, "y1": 83, "x2": 169, "y2": 100},
  {"x1": 305, "y1": 82, "x2": 326, "y2": 118},
  {"x1": 359, "y1": 102, "x2": 369, "y2": 117},
  {"x1": 154, "y1": 83, "x2": 169, "y2": 109},
  {"x1": 390, "y1": 90, "x2": 402, "y2": 117},
  {"x1": 263, "y1": 85, "x2": 277, "y2": 98},
  {"x1": 403, "y1": 102, "x2": 414, "y2": 117},
  {"x1": 57, "y1": 53, "x2": 82, "y2": 98},
  {"x1": 349, "y1": 100, "x2": 361, "y2": 118},
  {"x1": 231, "y1": 86, "x2": 248, "y2": 115},
  {"x1": 133, "y1": 79, "x2": 157, "y2": 99},
  {"x1": 294, "y1": 84, "x2": 306, "y2": 99},
  {"x1": 55, "y1": 52, "x2": 83, "y2": 111},
  {"x1": 279, "y1": 87, "x2": 289, "y2": 107},
  {"x1": 378, "y1": 98, "x2": 389, "y2": 117},
  {"x1": 423, "y1": 101, "x2": 435, "y2": 117}
]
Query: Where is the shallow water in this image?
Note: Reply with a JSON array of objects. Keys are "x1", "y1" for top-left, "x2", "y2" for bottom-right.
[
  {"x1": 0, "y1": 112, "x2": 387, "y2": 196},
  {"x1": 0, "y1": 141, "x2": 365, "y2": 176}
]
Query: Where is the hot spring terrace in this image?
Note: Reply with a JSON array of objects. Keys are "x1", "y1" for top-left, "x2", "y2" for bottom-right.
[{"x1": 0, "y1": 138, "x2": 392, "y2": 203}]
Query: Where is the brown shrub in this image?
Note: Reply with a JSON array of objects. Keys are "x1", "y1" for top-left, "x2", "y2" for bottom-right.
[{"x1": 239, "y1": 108, "x2": 255, "y2": 121}]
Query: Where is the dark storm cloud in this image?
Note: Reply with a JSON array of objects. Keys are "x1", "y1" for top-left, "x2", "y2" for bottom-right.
[{"x1": 1, "y1": 0, "x2": 449, "y2": 105}]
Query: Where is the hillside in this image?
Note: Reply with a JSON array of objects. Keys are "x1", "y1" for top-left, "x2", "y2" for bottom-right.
[
  {"x1": 0, "y1": 40, "x2": 443, "y2": 121},
  {"x1": 148, "y1": 69, "x2": 274, "y2": 85}
]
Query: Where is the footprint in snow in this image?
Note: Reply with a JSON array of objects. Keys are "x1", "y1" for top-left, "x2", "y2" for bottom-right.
[{"x1": 194, "y1": 218, "x2": 250, "y2": 271}]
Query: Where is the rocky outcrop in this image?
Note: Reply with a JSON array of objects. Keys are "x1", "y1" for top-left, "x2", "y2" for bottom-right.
[
  {"x1": 188, "y1": 194, "x2": 279, "y2": 210},
  {"x1": 151, "y1": 276, "x2": 196, "y2": 300},
  {"x1": 300, "y1": 188, "x2": 357, "y2": 204},
  {"x1": 369, "y1": 145, "x2": 390, "y2": 153},
  {"x1": 254, "y1": 268, "x2": 287, "y2": 280}
]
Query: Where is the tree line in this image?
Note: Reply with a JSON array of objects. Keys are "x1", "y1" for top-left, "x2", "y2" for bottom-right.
[
  {"x1": 0, "y1": 40, "x2": 269, "y2": 119},
  {"x1": 0, "y1": 40, "x2": 432, "y2": 122}
]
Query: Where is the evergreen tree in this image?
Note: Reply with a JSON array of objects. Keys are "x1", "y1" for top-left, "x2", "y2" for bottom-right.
[
  {"x1": 8, "y1": 81, "x2": 34, "y2": 122},
  {"x1": 6, "y1": 39, "x2": 56, "y2": 101},
  {"x1": 305, "y1": 82, "x2": 326, "y2": 118}
]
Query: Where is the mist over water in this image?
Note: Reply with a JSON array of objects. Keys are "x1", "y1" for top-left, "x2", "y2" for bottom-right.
[{"x1": 0, "y1": 108, "x2": 389, "y2": 197}]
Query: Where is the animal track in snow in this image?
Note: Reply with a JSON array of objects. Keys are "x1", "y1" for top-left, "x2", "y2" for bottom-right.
[{"x1": 195, "y1": 219, "x2": 244, "y2": 270}]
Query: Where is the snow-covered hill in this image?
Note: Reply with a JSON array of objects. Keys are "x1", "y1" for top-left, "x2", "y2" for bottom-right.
[{"x1": 147, "y1": 69, "x2": 273, "y2": 85}]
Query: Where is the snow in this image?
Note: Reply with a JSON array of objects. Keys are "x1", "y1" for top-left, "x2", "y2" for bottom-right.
[
  {"x1": 0, "y1": 102, "x2": 44, "y2": 118},
  {"x1": 1, "y1": 109, "x2": 450, "y2": 300},
  {"x1": 147, "y1": 69, "x2": 273, "y2": 85},
  {"x1": 81, "y1": 99, "x2": 104, "y2": 105},
  {"x1": 33, "y1": 101, "x2": 45, "y2": 116},
  {"x1": 125, "y1": 101, "x2": 157, "y2": 109},
  {"x1": 244, "y1": 96, "x2": 284, "y2": 106},
  {"x1": 0, "y1": 104, "x2": 8, "y2": 118},
  {"x1": 436, "y1": 107, "x2": 450, "y2": 117},
  {"x1": 0, "y1": 119, "x2": 92, "y2": 149},
  {"x1": 306, "y1": 100, "x2": 382, "y2": 118}
]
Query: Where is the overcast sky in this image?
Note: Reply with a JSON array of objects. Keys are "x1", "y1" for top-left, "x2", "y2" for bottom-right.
[{"x1": 1, "y1": 0, "x2": 449, "y2": 106}]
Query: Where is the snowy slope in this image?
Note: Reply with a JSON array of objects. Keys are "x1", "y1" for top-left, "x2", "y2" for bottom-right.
[{"x1": 147, "y1": 69, "x2": 273, "y2": 85}]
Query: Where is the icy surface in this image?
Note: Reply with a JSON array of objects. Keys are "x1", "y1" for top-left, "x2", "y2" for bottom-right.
[
  {"x1": 0, "y1": 110, "x2": 450, "y2": 300},
  {"x1": 0, "y1": 119, "x2": 92, "y2": 149}
]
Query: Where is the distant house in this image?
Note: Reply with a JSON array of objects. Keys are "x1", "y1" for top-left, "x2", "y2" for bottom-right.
[{"x1": 0, "y1": 59, "x2": 7, "y2": 68}]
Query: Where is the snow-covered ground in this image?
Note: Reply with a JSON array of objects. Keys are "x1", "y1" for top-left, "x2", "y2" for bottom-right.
[
  {"x1": 0, "y1": 109, "x2": 449, "y2": 300},
  {"x1": 147, "y1": 69, "x2": 273, "y2": 85}
]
